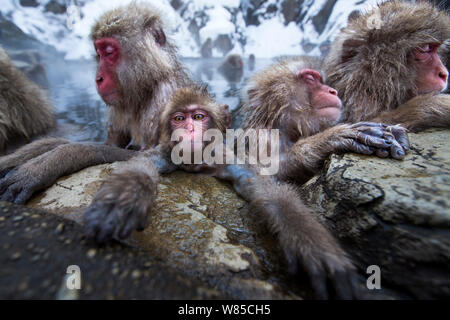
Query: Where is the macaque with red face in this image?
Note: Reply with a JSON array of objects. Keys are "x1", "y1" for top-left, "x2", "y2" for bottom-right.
[
  {"x1": 170, "y1": 105, "x2": 212, "y2": 153},
  {"x1": 413, "y1": 43, "x2": 448, "y2": 95},
  {"x1": 0, "y1": 3, "x2": 193, "y2": 205},
  {"x1": 324, "y1": 0, "x2": 450, "y2": 132},
  {"x1": 240, "y1": 56, "x2": 410, "y2": 184}
]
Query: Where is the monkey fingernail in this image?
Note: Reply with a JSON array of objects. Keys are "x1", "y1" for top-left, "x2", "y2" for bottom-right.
[{"x1": 397, "y1": 150, "x2": 405, "y2": 157}]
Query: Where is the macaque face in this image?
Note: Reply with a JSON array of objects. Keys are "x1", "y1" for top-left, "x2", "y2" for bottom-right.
[
  {"x1": 297, "y1": 69, "x2": 342, "y2": 121},
  {"x1": 170, "y1": 104, "x2": 211, "y2": 150},
  {"x1": 412, "y1": 43, "x2": 448, "y2": 94},
  {"x1": 94, "y1": 37, "x2": 122, "y2": 105}
]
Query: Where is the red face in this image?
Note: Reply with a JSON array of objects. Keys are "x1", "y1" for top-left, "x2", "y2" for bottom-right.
[
  {"x1": 412, "y1": 43, "x2": 448, "y2": 94},
  {"x1": 94, "y1": 37, "x2": 122, "y2": 105},
  {"x1": 170, "y1": 105, "x2": 211, "y2": 150},
  {"x1": 297, "y1": 69, "x2": 342, "y2": 120}
]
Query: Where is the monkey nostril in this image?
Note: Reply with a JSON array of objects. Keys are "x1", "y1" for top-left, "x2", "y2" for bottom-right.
[
  {"x1": 330, "y1": 89, "x2": 338, "y2": 96},
  {"x1": 96, "y1": 76, "x2": 104, "y2": 84},
  {"x1": 439, "y1": 71, "x2": 448, "y2": 82}
]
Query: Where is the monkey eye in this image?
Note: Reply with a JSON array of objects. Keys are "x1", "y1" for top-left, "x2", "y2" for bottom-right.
[
  {"x1": 105, "y1": 45, "x2": 114, "y2": 56},
  {"x1": 418, "y1": 44, "x2": 432, "y2": 53},
  {"x1": 174, "y1": 115, "x2": 185, "y2": 122},
  {"x1": 303, "y1": 73, "x2": 316, "y2": 84},
  {"x1": 193, "y1": 114, "x2": 205, "y2": 121}
]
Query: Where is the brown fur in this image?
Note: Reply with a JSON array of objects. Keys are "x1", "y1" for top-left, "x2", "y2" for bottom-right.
[
  {"x1": 159, "y1": 86, "x2": 230, "y2": 146},
  {"x1": 158, "y1": 87, "x2": 360, "y2": 299},
  {"x1": 0, "y1": 46, "x2": 55, "y2": 153},
  {"x1": 240, "y1": 56, "x2": 328, "y2": 138},
  {"x1": 239, "y1": 56, "x2": 409, "y2": 185},
  {"x1": 324, "y1": 0, "x2": 450, "y2": 126},
  {"x1": 0, "y1": 3, "x2": 194, "y2": 205},
  {"x1": 91, "y1": 2, "x2": 194, "y2": 148}
]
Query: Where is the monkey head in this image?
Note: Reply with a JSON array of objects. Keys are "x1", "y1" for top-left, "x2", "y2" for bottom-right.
[
  {"x1": 325, "y1": 0, "x2": 450, "y2": 120},
  {"x1": 160, "y1": 86, "x2": 231, "y2": 152},
  {"x1": 90, "y1": 2, "x2": 179, "y2": 107},
  {"x1": 412, "y1": 43, "x2": 448, "y2": 94},
  {"x1": 242, "y1": 57, "x2": 342, "y2": 139}
]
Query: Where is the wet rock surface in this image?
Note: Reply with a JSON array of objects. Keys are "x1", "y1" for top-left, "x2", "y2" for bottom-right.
[
  {"x1": 301, "y1": 129, "x2": 450, "y2": 299},
  {"x1": 28, "y1": 168, "x2": 302, "y2": 299}
]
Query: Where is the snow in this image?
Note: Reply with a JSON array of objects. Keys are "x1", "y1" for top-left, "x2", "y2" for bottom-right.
[
  {"x1": 0, "y1": 0, "x2": 381, "y2": 60},
  {"x1": 245, "y1": 19, "x2": 304, "y2": 57}
]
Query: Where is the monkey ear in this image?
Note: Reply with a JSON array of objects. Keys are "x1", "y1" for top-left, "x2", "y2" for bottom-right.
[
  {"x1": 341, "y1": 39, "x2": 365, "y2": 63},
  {"x1": 153, "y1": 28, "x2": 166, "y2": 47}
]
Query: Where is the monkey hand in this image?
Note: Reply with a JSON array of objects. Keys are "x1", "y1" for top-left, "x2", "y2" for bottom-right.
[
  {"x1": 251, "y1": 182, "x2": 362, "y2": 299},
  {"x1": 335, "y1": 122, "x2": 409, "y2": 160},
  {"x1": 282, "y1": 230, "x2": 361, "y2": 300},
  {"x1": 0, "y1": 152, "x2": 62, "y2": 204},
  {"x1": 84, "y1": 168, "x2": 157, "y2": 243}
]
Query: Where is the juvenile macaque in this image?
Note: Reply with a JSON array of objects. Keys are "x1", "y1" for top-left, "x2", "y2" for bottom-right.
[
  {"x1": 240, "y1": 57, "x2": 409, "y2": 184},
  {"x1": 0, "y1": 46, "x2": 55, "y2": 154},
  {"x1": 324, "y1": 0, "x2": 450, "y2": 131}
]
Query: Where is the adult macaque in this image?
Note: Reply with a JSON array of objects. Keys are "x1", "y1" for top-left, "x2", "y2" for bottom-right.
[
  {"x1": 240, "y1": 57, "x2": 409, "y2": 184},
  {"x1": 218, "y1": 54, "x2": 244, "y2": 83},
  {"x1": 324, "y1": 0, "x2": 450, "y2": 132},
  {"x1": 85, "y1": 86, "x2": 361, "y2": 299},
  {"x1": 0, "y1": 2, "x2": 193, "y2": 204},
  {"x1": 0, "y1": 46, "x2": 55, "y2": 154}
]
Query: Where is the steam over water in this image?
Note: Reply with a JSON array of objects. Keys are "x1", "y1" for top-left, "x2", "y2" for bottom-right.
[{"x1": 46, "y1": 57, "x2": 273, "y2": 143}]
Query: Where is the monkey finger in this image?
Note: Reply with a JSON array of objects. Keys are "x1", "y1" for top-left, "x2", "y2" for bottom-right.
[
  {"x1": 390, "y1": 140, "x2": 406, "y2": 160},
  {"x1": 14, "y1": 187, "x2": 34, "y2": 205},
  {"x1": 387, "y1": 125, "x2": 410, "y2": 151},
  {"x1": 0, "y1": 182, "x2": 21, "y2": 202},
  {"x1": 355, "y1": 132, "x2": 393, "y2": 148},
  {"x1": 136, "y1": 214, "x2": 149, "y2": 232},
  {"x1": 96, "y1": 218, "x2": 117, "y2": 244},
  {"x1": 375, "y1": 148, "x2": 390, "y2": 158},
  {"x1": 95, "y1": 206, "x2": 124, "y2": 243},
  {"x1": 345, "y1": 140, "x2": 374, "y2": 155},
  {"x1": 0, "y1": 168, "x2": 13, "y2": 179},
  {"x1": 304, "y1": 260, "x2": 329, "y2": 300},
  {"x1": 330, "y1": 269, "x2": 354, "y2": 300},
  {"x1": 84, "y1": 205, "x2": 110, "y2": 241}
]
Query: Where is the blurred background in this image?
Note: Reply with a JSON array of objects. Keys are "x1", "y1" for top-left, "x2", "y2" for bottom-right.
[{"x1": 0, "y1": 0, "x2": 448, "y2": 142}]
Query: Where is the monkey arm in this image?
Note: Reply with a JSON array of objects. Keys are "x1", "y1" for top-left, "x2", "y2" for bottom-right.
[
  {"x1": 213, "y1": 163, "x2": 360, "y2": 299},
  {"x1": 0, "y1": 142, "x2": 137, "y2": 204},
  {"x1": 84, "y1": 153, "x2": 158, "y2": 243},
  {"x1": 83, "y1": 147, "x2": 177, "y2": 243},
  {"x1": 279, "y1": 122, "x2": 409, "y2": 184},
  {"x1": 0, "y1": 137, "x2": 70, "y2": 178},
  {"x1": 371, "y1": 94, "x2": 450, "y2": 132}
]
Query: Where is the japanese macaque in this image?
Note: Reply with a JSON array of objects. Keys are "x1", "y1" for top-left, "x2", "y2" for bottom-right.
[
  {"x1": 324, "y1": 0, "x2": 450, "y2": 132},
  {"x1": 85, "y1": 86, "x2": 361, "y2": 299},
  {"x1": 239, "y1": 56, "x2": 410, "y2": 184},
  {"x1": 248, "y1": 54, "x2": 255, "y2": 71},
  {"x1": 0, "y1": 2, "x2": 193, "y2": 204},
  {"x1": 218, "y1": 54, "x2": 244, "y2": 83},
  {"x1": 0, "y1": 46, "x2": 55, "y2": 154}
]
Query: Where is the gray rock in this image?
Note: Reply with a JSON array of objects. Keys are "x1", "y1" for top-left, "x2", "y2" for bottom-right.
[
  {"x1": 301, "y1": 129, "x2": 450, "y2": 299},
  {"x1": 29, "y1": 166, "x2": 300, "y2": 299}
]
